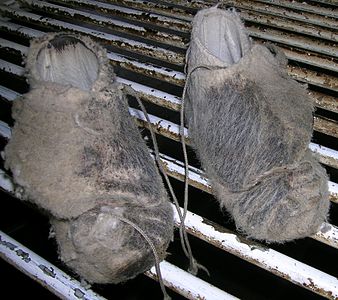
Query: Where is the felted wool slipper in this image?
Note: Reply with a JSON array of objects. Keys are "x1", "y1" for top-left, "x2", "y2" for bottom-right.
[
  {"x1": 183, "y1": 7, "x2": 330, "y2": 242},
  {"x1": 5, "y1": 32, "x2": 174, "y2": 284}
]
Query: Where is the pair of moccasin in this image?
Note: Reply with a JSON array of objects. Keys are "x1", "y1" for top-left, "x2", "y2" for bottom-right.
[{"x1": 5, "y1": 6, "x2": 329, "y2": 287}]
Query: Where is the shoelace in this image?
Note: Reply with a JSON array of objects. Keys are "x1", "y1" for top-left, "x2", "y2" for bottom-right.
[
  {"x1": 75, "y1": 82, "x2": 207, "y2": 298},
  {"x1": 124, "y1": 85, "x2": 203, "y2": 274},
  {"x1": 108, "y1": 213, "x2": 171, "y2": 300}
]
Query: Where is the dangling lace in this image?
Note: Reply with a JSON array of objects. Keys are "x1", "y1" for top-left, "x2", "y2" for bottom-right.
[
  {"x1": 123, "y1": 85, "x2": 204, "y2": 275},
  {"x1": 106, "y1": 213, "x2": 171, "y2": 300}
]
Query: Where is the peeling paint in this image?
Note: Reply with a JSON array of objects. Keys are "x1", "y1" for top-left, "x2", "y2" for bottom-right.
[
  {"x1": 39, "y1": 265, "x2": 56, "y2": 278},
  {"x1": 0, "y1": 235, "x2": 17, "y2": 250},
  {"x1": 0, "y1": 231, "x2": 106, "y2": 299},
  {"x1": 74, "y1": 288, "x2": 85, "y2": 299},
  {"x1": 16, "y1": 249, "x2": 31, "y2": 262}
]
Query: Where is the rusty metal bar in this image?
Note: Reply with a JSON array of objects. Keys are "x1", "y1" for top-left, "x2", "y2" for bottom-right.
[
  {"x1": 117, "y1": 77, "x2": 181, "y2": 111},
  {"x1": 239, "y1": 10, "x2": 337, "y2": 42},
  {"x1": 0, "y1": 5, "x2": 184, "y2": 65},
  {"x1": 223, "y1": 0, "x2": 338, "y2": 30},
  {"x1": 167, "y1": 0, "x2": 338, "y2": 42},
  {"x1": 247, "y1": 25, "x2": 337, "y2": 59},
  {"x1": 42, "y1": 0, "x2": 338, "y2": 45},
  {"x1": 0, "y1": 50, "x2": 337, "y2": 171},
  {"x1": 255, "y1": 0, "x2": 338, "y2": 19},
  {"x1": 309, "y1": 91, "x2": 338, "y2": 113},
  {"x1": 0, "y1": 58, "x2": 25, "y2": 76},
  {"x1": 19, "y1": 0, "x2": 187, "y2": 48},
  {"x1": 101, "y1": 0, "x2": 195, "y2": 21},
  {"x1": 118, "y1": 1, "x2": 338, "y2": 70},
  {"x1": 310, "y1": 0, "x2": 338, "y2": 5},
  {"x1": 312, "y1": 0, "x2": 338, "y2": 6},
  {"x1": 314, "y1": 116, "x2": 338, "y2": 139},
  {"x1": 125, "y1": 0, "x2": 338, "y2": 35},
  {"x1": 0, "y1": 37, "x2": 27, "y2": 55},
  {"x1": 116, "y1": 0, "x2": 338, "y2": 31},
  {"x1": 107, "y1": 52, "x2": 184, "y2": 86},
  {"x1": 310, "y1": 91, "x2": 338, "y2": 115},
  {"x1": 3, "y1": 1, "x2": 338, "y2": 73},
  {"x1": 48, "y1": 0, "x2": 338, "y2": 73},
  {"x1": 280, "y1": 47, "x2": 338, "y2": 74},
  {"x1": 0, "y1": 21, "x2": 186, "y2": 85},
  {"x1": 286, "y1": 65, "x2": 337, "y2": 93},
  {"x1": 0, "y1": 120, "x2": 11, "y2": 140},
  {"x1": 1, "y1": 7, "x2": 337, "y2": 92},
  {"x1": 47, "y1": 0, "x2": 191, "y2": 32},
  {"x1": 2, "y1": 35, "x2": 335, "y2": 115},
  {"x1": 0, "y1": 85, "x2": 19, "y2": 102}
]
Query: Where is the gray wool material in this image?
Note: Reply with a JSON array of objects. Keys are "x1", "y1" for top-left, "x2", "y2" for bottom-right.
[
  {"x1": 5, "y1": 32, "x2": 174, "y2": 283},
  {"x1": 184, "y1": 7, "x2": 330, "y2": 242}
]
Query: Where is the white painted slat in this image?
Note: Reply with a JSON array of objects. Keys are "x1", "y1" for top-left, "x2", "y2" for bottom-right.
[
  {"x1": 0, "y1": 5, "x2": 182, "y2": 64},
  {"x1": 0, "y1": 114, "x2": 337, "y2": 250},
  {"x1": 172, "y1": 208, "x2": 338, "y2": 299},
  {"x1": 0, "y1": 58, "x2": 24, "y2": 75},
  {"x1": 0, "y1": 120, "x2": 11, "y2": 139},
  {"x1": 107, "y1": 51, "x2": 184, "y2": 82},
  {"x1": 146, "y1": 261, "x2": 239, "y2": 300},
  {"x1": 1, "y1": 52, "x2": 337, "y2": 170},
  {"x1": 20, "y1": 0, "x2": 186, "y2": 48},
  {"x1": 52, "y1": 0, "x2": 189, "y2": 29},
  {"x1": 0, "y1": 4, "x2": 337, "y2": 297},
  {"x1": 1, "y1": 85, "x2": 336, "y2": 204},
  {"x1": 312, "y1": 223, "x2": 338, "y2": 247},
  {"x1": 0, "y1": 173, "x2": 238, "y2": 300},
  {"x1": 1, "y1": 165, "x2": 337, "y2": 298},
  {"x1": 0, "y1": 231, "x2": 107, "y2": 300},
  {"x1": 0, "y1": 57, "x2": 337, "y2": 202},
  {"x1": 116, "y1": 77, "x2": 181, "y2": 109}
]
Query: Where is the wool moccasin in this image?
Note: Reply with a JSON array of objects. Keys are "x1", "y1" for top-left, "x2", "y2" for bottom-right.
[
  {"x1": 184, "y1": 7, "x2": 330, "y2": 242},
  {"x1": 5, "y1": 32, "x2": 174, "y2": 282}
]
